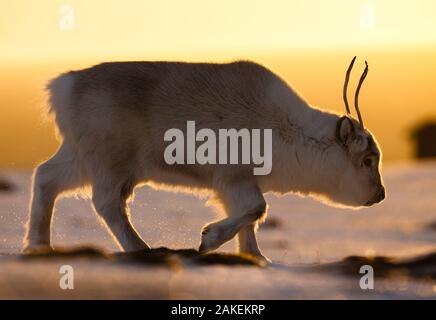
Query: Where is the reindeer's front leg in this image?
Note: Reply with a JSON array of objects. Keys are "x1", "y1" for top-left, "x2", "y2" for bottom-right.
[
  {"x1": 238, "y1": 223, "x2": 265, "y2": 257},
  {"x1": 199, "y1": 180, "x2": 269, "y2": 261}
]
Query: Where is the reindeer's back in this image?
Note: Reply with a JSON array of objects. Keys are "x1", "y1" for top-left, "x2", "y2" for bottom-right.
[
  {"x1": 48, "y1": 61, "x2": 284, "y2": 140},
  {"x1": 45, "y1": 60, "x2": 304, "y2": 185}
]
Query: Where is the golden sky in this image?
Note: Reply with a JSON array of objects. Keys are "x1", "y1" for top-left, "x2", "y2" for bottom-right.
[
  {"x1": 2, "y1": 0, "x2": 436, "y2": 61},
  {"x1": 1, "y1": 0, "x2": 436, "y2": 168}
]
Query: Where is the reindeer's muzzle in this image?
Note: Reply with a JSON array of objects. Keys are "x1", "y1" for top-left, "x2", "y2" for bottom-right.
[{"x1": 365, "y1": 186, "x2": 385, "y2": 206}]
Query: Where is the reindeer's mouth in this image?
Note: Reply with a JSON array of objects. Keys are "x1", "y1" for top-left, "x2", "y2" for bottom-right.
[{"x1": 364, "y1": 186, "x2": 386, "y2": 206}]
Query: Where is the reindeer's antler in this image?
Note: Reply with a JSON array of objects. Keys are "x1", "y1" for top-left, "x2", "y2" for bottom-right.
[
  {"x1": 343, "y1": 57, "x2": 368, "y2": 129},
  {"x1": 343, "y1": 56, "x2": 356, "y2": 115},
  {"x1": 354, "y1": 61, "x2": 368, "y2": 129}
]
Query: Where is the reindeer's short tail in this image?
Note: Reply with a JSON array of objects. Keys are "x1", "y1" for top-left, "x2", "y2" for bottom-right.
[{"x1": 45, "y1": 72, "x2": 76, "y2": 137}]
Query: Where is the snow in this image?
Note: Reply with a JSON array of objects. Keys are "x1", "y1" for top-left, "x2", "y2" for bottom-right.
[{"x1": 0, "y1": 161, "x2": 435, "y2": 299}]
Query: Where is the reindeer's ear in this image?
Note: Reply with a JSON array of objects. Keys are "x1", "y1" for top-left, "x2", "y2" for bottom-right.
[{"x1": 336, "y1": 116, "x2": 356, "y2": 146}]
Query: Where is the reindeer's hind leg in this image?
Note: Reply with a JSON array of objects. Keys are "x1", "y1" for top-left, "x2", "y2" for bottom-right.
[
  {"x1": 24, "y1": 142, "x2": 84, "y2": 253},
  {"x1": 91, "y1": 180, "x2": 149, "y2": 252}
]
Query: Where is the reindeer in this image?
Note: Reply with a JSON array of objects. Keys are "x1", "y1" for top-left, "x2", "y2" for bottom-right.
[{"x1": 24, "y1": 57, "x2": 385, "y2": 262}]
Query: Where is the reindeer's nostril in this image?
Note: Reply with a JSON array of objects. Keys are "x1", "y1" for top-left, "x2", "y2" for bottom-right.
[
  {"x1": 379, "y1": 187, "x2": 386, "y2": 201},
  {"x1": 373, "y1": 186, "x2": 385, "y2": 203},
  {"x1": 364, "y1": 186, "x2": 385, "y2": 206}
]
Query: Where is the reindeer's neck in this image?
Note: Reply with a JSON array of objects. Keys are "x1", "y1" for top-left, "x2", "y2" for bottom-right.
[
  {"x1": 260, "y1": 88, "x2": 346, "y2": 195},
  {"x1": 294, "y1": 131, "x2": 345, "y2": 195},
  {"x1": 266, "y1": 79, "x2": 340, "y2": 145}
]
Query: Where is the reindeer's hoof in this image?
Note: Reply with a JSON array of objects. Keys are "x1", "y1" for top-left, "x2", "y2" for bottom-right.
[
  {"x1": 240, "y1": 251, "x2": 272, "y2": 265},
  {"x1": 198, "y1": 243, "x2": 209, "y2": 254},
  {"x1": 22, "y1": 244, "x2": 54, "y2": 255},
  {"x1": 198, "y1": 223, "x2": 226, "y2": 254},
  {"x1": 256, "y1": 254, "x2": 272, "y2": 265},
  {"x1": 198, "y1": 235, "x2": 220, "y2": 254}
]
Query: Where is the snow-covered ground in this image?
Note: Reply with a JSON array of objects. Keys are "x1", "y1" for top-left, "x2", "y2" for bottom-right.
[{"x1": 0, "y1": 161, "x2": 435, "y2": 299}]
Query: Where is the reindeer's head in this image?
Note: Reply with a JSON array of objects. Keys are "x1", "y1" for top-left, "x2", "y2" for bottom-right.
[{"x1": 333, "y1": 57, "x2": 385, "y2": 207}]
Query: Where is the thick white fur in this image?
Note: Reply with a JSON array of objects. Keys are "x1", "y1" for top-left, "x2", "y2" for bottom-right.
[{"x1": 23, "y1": 61, "x2": 383, "y2": 261}]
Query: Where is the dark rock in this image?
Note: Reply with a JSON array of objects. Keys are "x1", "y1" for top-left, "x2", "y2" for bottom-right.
[
  {"x1": 426, "y1": 221, "x2": 436, "y2": 231},
  {"x1": 411, "y1": 121, "x2": 436, "y2": 159},
  {"x1": 316, "y1": 251, "x2": 436, "y2": 279},
  {"x1": 21, "y1": 245, "x2": 265, "y2": 268},
  {"x1": 260, "y1": 216, "x2": 283, "y2": 230},
  {"x1": 0, "y1": 177, "x2": 14, "y2": 192}
]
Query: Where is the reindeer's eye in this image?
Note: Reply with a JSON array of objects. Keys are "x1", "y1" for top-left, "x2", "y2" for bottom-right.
[
  {"x1": 363, "y1": 158, "x2": 372, "y2": 167},
  {"x1": 363, "y1": 155, "x2": 376, "y2": 168}
]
